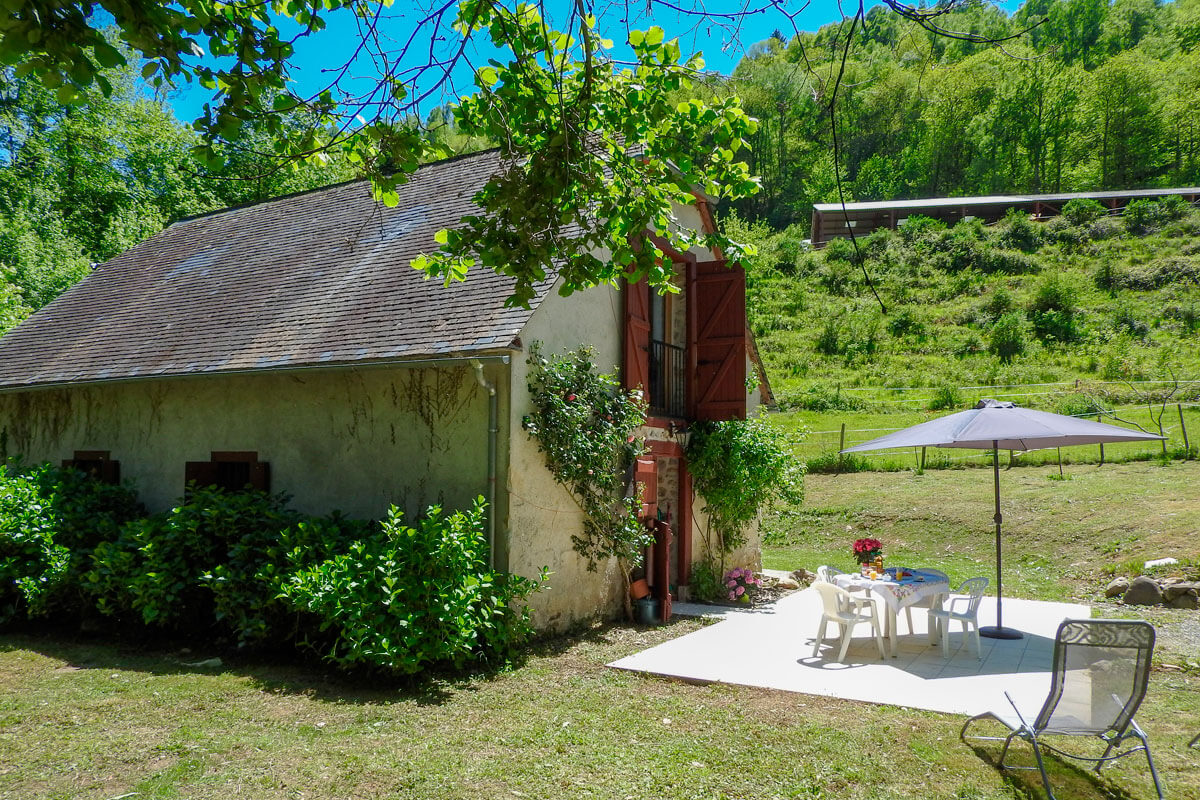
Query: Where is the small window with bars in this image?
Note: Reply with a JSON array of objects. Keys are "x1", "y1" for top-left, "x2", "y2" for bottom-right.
[
  {"x1": 185, "y1": 451, "x2": 270, "y2": 493},
  {"x1": 62, "y1": 450, "x2": 120, "y2": 484}
]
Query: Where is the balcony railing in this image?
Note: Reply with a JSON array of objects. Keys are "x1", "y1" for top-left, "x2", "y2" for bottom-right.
[{"x1": 649, "y1": 340, "x2": 686, "y2": 418}]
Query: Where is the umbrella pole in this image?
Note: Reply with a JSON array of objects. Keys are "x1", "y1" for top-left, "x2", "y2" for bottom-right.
[{"x1": 981, "y1": 440, "x2": 1023, "y2": 640}]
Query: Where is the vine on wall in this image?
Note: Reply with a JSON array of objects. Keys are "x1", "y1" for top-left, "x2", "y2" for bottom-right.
[
  {"x1": 686, "y1": 416, "x2": 805, "y2": 587},
  {"x1": 522, "y1": 344, "x2": 651, "y2": 611}
]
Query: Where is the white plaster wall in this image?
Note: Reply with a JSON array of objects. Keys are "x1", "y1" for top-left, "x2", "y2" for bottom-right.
[
  {"x1": 504, "y1": 277, "x2": 626, "y2": 630},
  {"x1": 0, "y1": 364, "x2": 502, "y2": 521}
]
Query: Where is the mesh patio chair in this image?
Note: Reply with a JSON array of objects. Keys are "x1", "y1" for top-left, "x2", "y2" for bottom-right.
[
  {"x1": 1190, "y1": 732, "x2": 1199, "y2": 749},
  {"x1": 811, "y1": 581, "x2": 886, "y2": 663},
  {"x1": 928, "y1": 577, "x2": 989, "y2": 659},
  {"x1": 961, "y1": 619, "x2": 1163, "y2": 800}
]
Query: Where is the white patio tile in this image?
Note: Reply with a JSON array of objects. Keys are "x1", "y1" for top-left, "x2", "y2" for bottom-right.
[{"x1": 607, "y1": 587, "x2": 1089, "y2": 716}]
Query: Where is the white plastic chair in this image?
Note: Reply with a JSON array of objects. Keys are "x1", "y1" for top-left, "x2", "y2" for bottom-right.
[
  {"x1": 816, "y1": 565, "x2": 865, "y2": 594},
  {"x1": 927, "y1": 577, "x2": 988, "y2": 659},
  {"x1": 811, "y1": 581, "x2": 886, "y2": 663}
]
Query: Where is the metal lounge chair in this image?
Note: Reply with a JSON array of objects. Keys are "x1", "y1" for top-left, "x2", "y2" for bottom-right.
[
  {"x1": 811, "y1": 581, "x2": 887, "y2": 663},
  {"x1": 961, "y1": 619, "x2": 1163, "y2": 800},
  {"x1": 928, "y1": 577, "x2": 989, "y2": 659},
  {"x1": 1190, "y1": 732, "x2": 1199, "y2": 749}
]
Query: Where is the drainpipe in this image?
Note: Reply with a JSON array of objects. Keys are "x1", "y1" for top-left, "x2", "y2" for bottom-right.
[{"x1": 471, "y1": 357, "x2": 504, "y2": 568}]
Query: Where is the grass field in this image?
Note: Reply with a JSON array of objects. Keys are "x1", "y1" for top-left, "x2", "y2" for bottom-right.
[
  {"x1": 770, "y1": 404, "x2": 1200, "y2": 471},
  {"x1": 2, "y1": 460, "x2": 1199, "y2": 799}
]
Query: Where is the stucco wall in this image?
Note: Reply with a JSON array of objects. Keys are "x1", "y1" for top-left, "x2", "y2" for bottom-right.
[
  {"x1": 504, "y1": 277, "x2": 626, "y2": 630},
  {"x1": 0, "y1": 363, "x2": 504, "y2": 521}
]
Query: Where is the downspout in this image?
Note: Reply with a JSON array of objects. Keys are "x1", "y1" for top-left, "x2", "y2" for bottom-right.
[{"x1": 471, "y1": 357, "x2": 506, "y2": 568}]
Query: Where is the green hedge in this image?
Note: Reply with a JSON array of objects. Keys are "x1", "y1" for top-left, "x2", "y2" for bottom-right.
[{"x1": 0, "y1": 464, "x2": 541, "y2": 675}]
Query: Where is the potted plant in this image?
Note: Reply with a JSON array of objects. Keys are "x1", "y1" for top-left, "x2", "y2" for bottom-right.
[{"x1": 852, "y1": 537, "x2": 883, "y2": 568}]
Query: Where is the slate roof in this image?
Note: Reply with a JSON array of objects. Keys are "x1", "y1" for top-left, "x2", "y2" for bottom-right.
[{"x1": 0, "y1": 149, "x2": 554, "y2": 391}]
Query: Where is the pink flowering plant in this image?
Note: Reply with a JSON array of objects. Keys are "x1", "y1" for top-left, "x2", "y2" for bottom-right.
[{"x1": 723, "y1": 566, "x2": 762, "y2": 603}]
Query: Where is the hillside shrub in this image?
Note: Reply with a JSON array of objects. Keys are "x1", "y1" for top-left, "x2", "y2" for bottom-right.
[
  {"x1": 281, "y1": 499, "x2": 541, "y2": 674},
  {"x1": 980, "y1": 248, "x2": 1041, "y2": 275},
  {"x1": 928, "y1": 385, "x2": 962, "y2": 411},
  {"x1": 1125, "y1": 199, "x2": 1165, "y2": 234},
  {"x1": 1111, "y1": 302, "x2": 1151, "y2": 339},
  {"x1": 1094, "y1": 260, "x2": 1122, "y2": 292},
  {"x1": 995, "y1": 208, "x2": 1042, "y2": 252},
  {"x1": 887, "y1": 307, "x2": 925, "y2": 339},
  {"x1": 1158, "y1": 195, "x2": 1189, "y2": 221},
  {"x1": 1029, "y1": 273, "x2": 1080, "y2": 342},
  {"x1": 785, "y1": 383, "x2": 865, "y2": 412},
  {"x1": 1086, "y1": 217, "x2": 1124, "y2": 241},
  {"x1": 815, "y1": 316, "x2": 841, "y2": 355},
  {"x1": 0, "y1": 467, "x2": 66, "y2": 623},
  {"x1": 896, "y1": 215, "x2": 944, "y2": 244},
  {"x1": 990, "y1": 312, "x2": 1029, "y2": 362},
  {"x1": 805, "y1": 450, "x2": 871, "y2": 474},
  {"x1": 1063, "y1": 198, "x2": 1106, "y2": 227},
  {"x1": 1118, "y1": 257, "x2": 1200, "y2": 290}
]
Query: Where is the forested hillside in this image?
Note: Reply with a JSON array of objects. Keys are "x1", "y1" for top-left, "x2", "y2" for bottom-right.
[
  {"x1": 3, "y1": 1, "x2": 1199, "y2": 337},
  {"x1": 727, "y1": 0, "x2": 1200, "y2": 229},
  {"x1": 737, "y1": 196, "x2": 1200, "y2": 409}
]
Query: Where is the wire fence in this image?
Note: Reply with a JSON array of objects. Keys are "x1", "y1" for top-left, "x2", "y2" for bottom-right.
[{"x1": 792, "y1": 395, "x2": 1200, "y2": 473}]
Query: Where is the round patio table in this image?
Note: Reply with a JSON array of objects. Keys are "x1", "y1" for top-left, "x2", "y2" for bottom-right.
[{"x1": 833, "y1": 569, "x2": 951, "y2": 657}]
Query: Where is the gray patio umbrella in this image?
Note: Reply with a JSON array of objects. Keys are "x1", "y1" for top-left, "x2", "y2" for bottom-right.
[{"x1": 841, "y1": 399, "x2": 1164, "y2": 639}]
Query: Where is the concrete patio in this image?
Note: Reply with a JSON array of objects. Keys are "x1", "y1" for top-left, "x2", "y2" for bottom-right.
[{"x1": 608, "y1": 587, "x2": 1091, "y2": 716}]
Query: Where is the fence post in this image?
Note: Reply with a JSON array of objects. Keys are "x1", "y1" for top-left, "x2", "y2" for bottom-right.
[
  {"x1": 920, "y1": 446, "x2": 926, "y2": 472},
  {"x1": 837, "y1": 422, "x2": 846, "y2": 474},
  {"x1": 1180, "y1": 403, "x2": 1190, "y2": 459},
  {"x1": 1057, "y1": 447, "x2": 1063, "y2": 477},
  {"x1": 1097, "y1": 414, "x2": 1104, "y2": 466}
]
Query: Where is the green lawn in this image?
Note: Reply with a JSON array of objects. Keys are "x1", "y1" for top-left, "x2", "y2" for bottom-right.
[{"x1": 2, "y1": 461, "x2": 1199, "y2": 799}]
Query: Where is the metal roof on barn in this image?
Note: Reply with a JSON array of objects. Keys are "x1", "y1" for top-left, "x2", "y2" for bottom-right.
[{"x1": 0, "y1": 149, "x2": 554, "y2": 392}]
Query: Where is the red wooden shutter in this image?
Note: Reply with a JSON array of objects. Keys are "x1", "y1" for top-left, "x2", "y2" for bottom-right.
[
  {"x1": 688, "y1": 260, "x2": 747, "y2": 421},
  {"x1": 623, "y1": 278, "x2": 651, "y2": 392},
  {"x1": 249, "y1": 461, "x2": 271, "y2": 492},
  {"x1": 635, "y1": 456, "x2": 657, "y2": 520},
  {"x1": 184, "y1": 461, "x2": 219, "y2": 490}
]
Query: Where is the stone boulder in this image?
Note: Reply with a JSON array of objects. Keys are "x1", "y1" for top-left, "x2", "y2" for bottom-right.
[
  {"x1": 1104, "y1": 577, "x2": 1130, "y2": 598},
  {"x1": 1122, "y1": 576, "x2": 1164, "y2": 606},
  {"x1": 1168, "y1": 593, "x2": 1200, "y2": 610},
  {"x1": 1162, "y1": 581, "x2": 1200, "y2": 601}
]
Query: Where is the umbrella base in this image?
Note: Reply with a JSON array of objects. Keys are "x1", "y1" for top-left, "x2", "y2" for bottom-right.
[{"x1": 980, "y1": 625, "x2": 1024, "y2": 640}]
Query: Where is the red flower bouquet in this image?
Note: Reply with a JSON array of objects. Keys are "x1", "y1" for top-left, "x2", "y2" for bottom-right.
[{"x1": 852, "y1": 537, "x2": 883, "y2": 564}]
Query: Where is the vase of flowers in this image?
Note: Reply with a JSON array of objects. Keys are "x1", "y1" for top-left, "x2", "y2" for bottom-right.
[{"x1": 852, "y1": 537, "x2": 883, "y2": 566}]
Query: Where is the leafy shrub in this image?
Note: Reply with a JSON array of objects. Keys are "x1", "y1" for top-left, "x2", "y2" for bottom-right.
[
  {"x1": 1029, "y1": 273, "x2": 1080, "y2": 342},
  {"x1": 805, "y1": 450, "x2": 871, "y2": 474},
  {"x1": 927, "y1": 385, "x2": 962, "y2": 411},
  {"x1": 1111, "y1": 302, "x2": 1150, "y2": 339},
  {"x1": 979, "y1": 249, "x2": 1041, "y2": 275},
  {"x1": 887, "y1": 307, "x2": 925, "y2": 339},
  {"x1": 786, "y1": 383, "x2": 865, "y2": 412},
  {"x1": 995, "y1": 208, "x2": 1042, "y2": 252},
  {"x1": 815, "y1": 316, "x2": 841, "y2": 355},
  {"x1": 688, "y1": 559, "x2": 724, "y2": 603},
  {"x1": 896, "y1": 215, "x2": 944, "y2": 243},
  {"x1": 1124, "y1": 198, "x2": 1165, "y2": 234},
  {"x1": 1062, "y1": 198, "x2": 1106, "y2": 227},
  {"x1": 1164, "y1": 302, "x2": 1200, "y2": 334},
  {"x1": 1118, "y1": 257, "x2": 1200, "y2": 290},
  {"x1": 822, "y1": 236, "x2": 860, "y2": 264},
  {"x1": 1158, "y1": 195, "x2": 1189, "y2": 221},
  {"x1": 1094, "y1": 260, "x2": 1122, "y2": 292},
  {"x1": 687, "y1": 418, "x2": 803, "y2": 572},
  {"x1": 0, "y1": 466, "x2": 67, "y2": 622},
  {"x1": 951, "y1": 330, "x2": 985, "y2": 357},
  {"x1": 976, "y1": 286, "x2": 1014, "y2": 324},
  {"x1": 1086, "y1": 217, "x2": 1124, "y2": 241},
  {"x1": 281, "y1": 499, "x2": 541, "y2": 674},
  {"x1": 90, "y1": 486, "x2": 302, "y2": 633},
  {"x1": 990, "y1": 312, "x2": 1029, "y2": 362},
  {"x1": 0, "y1": 464, "x2": 143, "y2": 622}
]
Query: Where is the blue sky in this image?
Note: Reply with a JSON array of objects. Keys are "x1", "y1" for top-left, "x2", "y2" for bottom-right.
[{"x1": 165, "y1": 0, "x2": 1025, "y2": 125}]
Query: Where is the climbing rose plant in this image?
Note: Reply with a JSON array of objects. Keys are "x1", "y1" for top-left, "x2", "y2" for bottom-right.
[
  {"x1": 686, "y1": 417, "x2": 804, "y2": 576},
  {"x1": 522, "y1": 344, "x2": 652, "y2": 588}
]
